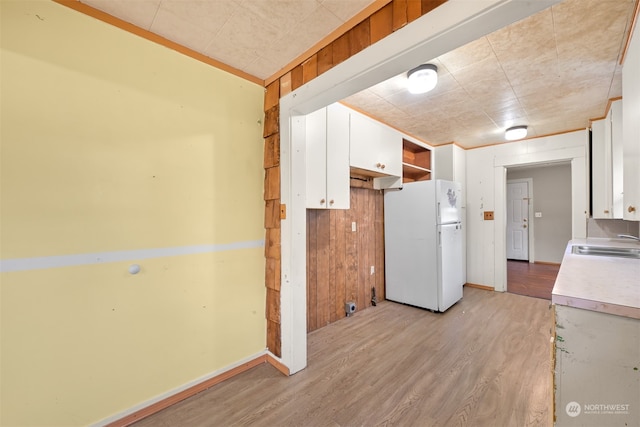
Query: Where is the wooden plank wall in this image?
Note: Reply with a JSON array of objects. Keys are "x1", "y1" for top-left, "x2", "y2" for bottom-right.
[
  {"x1": 264, "y1": 0, "x2": 448, "y2": 356},
  {"x1": 306, "y1": 187, "x2": 385, "y2": 333},
  {"x1": 263, "y1": 85, "x2": 281, "y2": 357}
]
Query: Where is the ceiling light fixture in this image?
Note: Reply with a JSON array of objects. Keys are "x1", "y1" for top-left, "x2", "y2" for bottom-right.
[
  {"x1": 505, "y1": 125, "x2": 528, "y2": 141},
  {"x1": 407, "y1": 64, "x2": 438, "y2": 94}
]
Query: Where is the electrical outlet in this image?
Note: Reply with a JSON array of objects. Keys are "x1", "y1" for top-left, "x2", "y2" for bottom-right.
[
  {"x1": 352, "y1": 222, "x2": 357, "y2": 232},
  {"x1": 345, "y1": 301, "x2": 356, "y2": 316},
  {"x1": 370, "y1": 266, "x2": 375, "y2": 275},
  {"x1": 535, "y1": 212, "x2": 542, "y2": 218},
  {"x1": 484, "y1": 211, "x2": 494, "y2": 220}
]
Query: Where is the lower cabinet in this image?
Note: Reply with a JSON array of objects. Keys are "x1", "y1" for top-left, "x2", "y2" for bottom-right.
[{"x1": 553, "y1": 304, "x2": 639, "y2": 426}]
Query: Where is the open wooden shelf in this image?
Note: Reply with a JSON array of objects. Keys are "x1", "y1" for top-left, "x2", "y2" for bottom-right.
[
  {"x1": 402, "y1": 139, "x2": 431, "y2": 182},
  {"x1": 402, "y1": 162, "x2": 432, "y2": 182}
]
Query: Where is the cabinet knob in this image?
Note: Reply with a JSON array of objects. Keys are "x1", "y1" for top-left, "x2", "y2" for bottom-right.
[
  {"x1": 376, "y1": 162, "x2": 382, "y2": 168},
  {"x1": 380, "y1": 164, "x2": 386, "y2": 169},
  {"x1": 523, "y1": 224, "x2": 527, "y2": 228},
  {"x1": 329, "y1": 199, "x2": 334, "y2": 205},
  {"x1": 320, "y1": 199, "x2": 326, "y2": 205},
  {"x1": 604, "y1": 210, "x2": 609, "y2": 214},
  {"x1": 629, "y1": 205, "x2": 637, "y2": 213}
]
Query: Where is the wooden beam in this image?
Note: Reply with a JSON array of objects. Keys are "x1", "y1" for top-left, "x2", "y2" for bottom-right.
[{"x1": 370, "y1": 3, "x2": 394, "y2": 44}]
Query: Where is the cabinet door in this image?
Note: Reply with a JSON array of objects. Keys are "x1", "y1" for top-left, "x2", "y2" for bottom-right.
[
  {"x1": 611, "y1": 100, "x2": 624, "y2": 218},
  {"x1": 306, "y1": 107, "x2": 328, "y2": 208},
  {"x1": 373, "y1": 124, "x2": 403, "y2": 189},
  {"x1": 326, "y1": 103, "x2": 350, "y2": 209},
  {"x1": 349, "y1": 113, "x2": 401, "y2": 178},
  {"x1": 350, "y1": 113, "x2": 381, "y2": 172},
  {"x1": 591, "y1": 118, "x2": 612, "y2": 218},
  {"x1": 622, "y1": 23, "x2": 640, "y2": 220},
  {"x1": 375, "y1": 124, "x2": 403, "y2": 177},
  {"x1": 305, "y1": 104, "x2": 350, "y2": 209}
]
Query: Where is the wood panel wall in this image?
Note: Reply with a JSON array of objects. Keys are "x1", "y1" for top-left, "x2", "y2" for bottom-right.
[
  {"x1": 264, "y1": 0, "x2": 448, "y2": 356},
  {"x1": 306, "y1": 187, "x2": 385, "y2": 333},
  {"x1": 263, "y1": 85, "x2": 281, "y2": 357}
]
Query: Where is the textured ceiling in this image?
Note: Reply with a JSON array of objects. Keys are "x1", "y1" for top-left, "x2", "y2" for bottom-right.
[
  {"x1": 80, "y1": 0, "x2": 377, "y2": 80},
  {"x1": 79, "y1": 0, "x2": 637, "y2": 149},
  {"x1": 344, "y1": 0, "x2": 636, "y2": 148}
]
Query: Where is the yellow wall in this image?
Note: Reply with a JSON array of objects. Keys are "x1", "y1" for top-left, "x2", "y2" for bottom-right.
[{"x1": 0, "y1": 1, "x2": 266, "y2": 425}]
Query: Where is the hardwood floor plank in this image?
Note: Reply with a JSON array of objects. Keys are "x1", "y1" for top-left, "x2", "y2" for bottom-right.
[
  {"x1": 133, "y1": 288, "x2": 552, "y2": 427},
  {"x1": 507, "y1": 260, "x2": 559, "y2": 300}
]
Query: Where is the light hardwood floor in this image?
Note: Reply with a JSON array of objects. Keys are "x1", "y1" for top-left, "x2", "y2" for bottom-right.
[{"x1": 134, "y1": 287, "x2": 553, "y2": 426}]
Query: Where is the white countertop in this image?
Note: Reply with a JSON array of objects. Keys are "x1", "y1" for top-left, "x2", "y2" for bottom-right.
[{"x1": 551, "y1": 238, "x2": 640, "y2": 319}]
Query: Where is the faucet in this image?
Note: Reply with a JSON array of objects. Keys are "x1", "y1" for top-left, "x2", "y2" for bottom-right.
[{"x1": 617, "y1": 234, "x2": 640, "y2": 242}]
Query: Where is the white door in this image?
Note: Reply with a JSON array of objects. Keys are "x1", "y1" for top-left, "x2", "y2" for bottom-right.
[{"x1": 506, "y1": 181, "x2": 529, "y2": 260}]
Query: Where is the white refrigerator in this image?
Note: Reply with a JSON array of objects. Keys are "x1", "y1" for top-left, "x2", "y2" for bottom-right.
[{"x1": 384, "y1": 179, "x2": 464, "y2": 312}]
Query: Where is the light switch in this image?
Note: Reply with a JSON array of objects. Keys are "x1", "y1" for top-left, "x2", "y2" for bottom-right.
[
  {"x1": 535, "y1": 212, "x2": 542, "y2": 218},
  {"x1": 352, "y1": 222, "x2": 357, "y2": 232},
  {"x1": 370, "y1": 266, "x2": 375, "y2": 275}
]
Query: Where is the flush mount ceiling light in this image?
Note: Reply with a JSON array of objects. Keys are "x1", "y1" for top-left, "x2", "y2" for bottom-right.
[
  {"x1": 505, "y1": 125, "x2": 528, "y2": 141},
  {"x1": 407, "y1": 64, "x2": 438, "y2": 94}
]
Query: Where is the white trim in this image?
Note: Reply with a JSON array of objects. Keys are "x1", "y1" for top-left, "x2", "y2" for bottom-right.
[
  {"x1": 279, "y1": 0, "x2": 561, "y2": 374},
  {"x1": 495, "y1": 147, "x2": 584, "y2": 167},
  {"x1": 0, "y1": 240, "x2": 265, "y2": 273},
  {"x1": 90, "y1": 350, "x2": 268, "y2": 427}
]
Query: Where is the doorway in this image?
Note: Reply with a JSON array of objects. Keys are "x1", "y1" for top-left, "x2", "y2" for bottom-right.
[{"x1": 504, "y1": 163, "x2": 573, "y2": 299}]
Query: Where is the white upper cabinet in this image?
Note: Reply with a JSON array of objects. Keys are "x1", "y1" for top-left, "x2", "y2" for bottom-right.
[
  {"x1": 305, "y1": 103, "x2": 350, "y2": 209},
  {"x1": 349, "y1": 112, "x2": 402, "y2": 189},
  {"x1": 623, "y1": 22, "x2": 640, "y2": 221},
  {"x1": 434, "y1": 143, "x2": 465, "y2": 205},
  {"x1": 326, "y1": 104, "x2": 351, "y2": 207},
  {"x1": 611, "y1": 100, "x2": 624, "y2": 218},
  {"x1": 591, "y1": 99, "x2": 624, "y2": 219},
  {"x1": 591, "y1": 117, "x2": 613, "y2": 218}
]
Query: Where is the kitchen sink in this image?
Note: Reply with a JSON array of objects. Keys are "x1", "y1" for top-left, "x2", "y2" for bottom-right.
[{"x1": 571, "y1": 245, "x2": 640, "y2": 259}]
